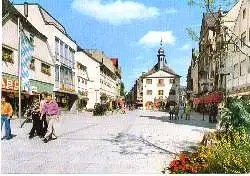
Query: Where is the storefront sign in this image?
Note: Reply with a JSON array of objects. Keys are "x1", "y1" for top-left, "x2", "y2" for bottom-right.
[
  {"x1": 2, "y1": 78, "x2": 19, "y2": 91},
  {"x1": 60, "y1": 84, "x2": 75, "y2": 92},
  {"x1": 2, "y1": 77, "x2": 38, "y2": 93}
]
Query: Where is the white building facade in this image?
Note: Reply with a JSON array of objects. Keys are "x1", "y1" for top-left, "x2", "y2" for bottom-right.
[
  {"x1": 224, "y1": 0, "x2": 250, "y2": 97},
  {"x1": 75, "y1": 48, "x2": 101, "y2": 109},
  {"x1": 15, "y1": 3, "x2": 78, "y2": 111},
  {"x1": 142, "y1": 47, "x2": 181, "y2": 110},
  {"x1": 2, "y1": 1, "x2": 54, "y2": 116}
]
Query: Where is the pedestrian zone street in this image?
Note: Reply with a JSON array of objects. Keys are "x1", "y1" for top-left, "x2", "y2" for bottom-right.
[{"x1": 1, "y1": 110, "x2": 216, "y2": 174}]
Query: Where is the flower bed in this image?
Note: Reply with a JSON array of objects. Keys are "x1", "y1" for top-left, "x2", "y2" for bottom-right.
[{"x1": 163, "y1": 131, "x2": 250, "y2": 174}]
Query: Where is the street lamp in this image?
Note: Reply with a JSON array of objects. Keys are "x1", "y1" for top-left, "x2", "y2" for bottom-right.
[{"x1": 201, "y1": 82, "x2": 209, "y2": 121}]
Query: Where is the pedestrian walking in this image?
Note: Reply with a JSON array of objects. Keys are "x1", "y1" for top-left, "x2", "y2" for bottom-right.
[
  {"x1": 1, "y1": 95, "x2": 13, "y2": 140},
  {"x1": 178, "y1": 103, "x2": 185, "y2": 119},
  {"x1": 169, "y1": 105, "x2": 174, "y2": 120},
  {"x1": 40, "y1": 92, "x2": 48, "y2": 137},
  {"x1": 174, "y1": 106, "x2": 179, "y2": 120},
  {"x1": 41, "y1": 94, "x2": 60, "y2": 143},
  {"x1": 185, "y1": 103, "x2": 191, "y2": 120},
  {"x1": 28, "y1": 98, "x2": 43, "y2": 139}
]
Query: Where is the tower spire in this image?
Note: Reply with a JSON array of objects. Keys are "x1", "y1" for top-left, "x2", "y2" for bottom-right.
[{"x1": 160, "y1": 37, "x2": 163, "y2": 46}]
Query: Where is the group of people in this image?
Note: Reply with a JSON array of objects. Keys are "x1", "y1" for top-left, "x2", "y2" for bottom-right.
[
  {"x1": 169, "y1": 103, "x2": 192, "y2": 120},
  {"x1": 1, "y1": 92, "x2": 60, "y2": 143}
]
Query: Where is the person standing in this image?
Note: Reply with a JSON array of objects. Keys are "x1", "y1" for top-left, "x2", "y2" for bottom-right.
[
  {"x1": 178, "y1": 103, "x2": 185, "y2": 119},
  {"x1": 28, "y1": 98, "x2": 43, "y2": 139},
  {"x1": 40, "y1": 92, "x2": 48, "y2": 137},
  {"x1": 169, "y1": 104, "x2": 174, "y2": 120},
  {"x1": 1, "y1": 95, "x2": 13, "y2": 140},
  {"x1": 185, "y1": 103, "x2": 191, "y2": 120},
  {"x1": 41, "y1": 94, "x2": 60, "y2": 143}
]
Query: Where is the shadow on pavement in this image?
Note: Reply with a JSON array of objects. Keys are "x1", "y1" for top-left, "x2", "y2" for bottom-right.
[
  {"x1": 139, "y1": 114, "x2": 216, "y2": 129},
  {"x1": 105, "y1": 133, "x2": 177, "y2": 156}
]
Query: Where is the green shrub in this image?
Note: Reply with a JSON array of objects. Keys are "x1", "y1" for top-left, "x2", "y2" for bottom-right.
[
  {"x1": 204, "y1": 137, "x2": 250, "y2": 174},
  {"x1": 93, "y1": 103, "x2": 108, "y2": 116}
]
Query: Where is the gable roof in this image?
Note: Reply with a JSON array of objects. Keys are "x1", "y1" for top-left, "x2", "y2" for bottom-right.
[
  {"x1": 142, "y1": 63, "x2": 181, "y2": 78},
  {"x1": 3, "y1": 0, "x2": 47, "y2": 40}
]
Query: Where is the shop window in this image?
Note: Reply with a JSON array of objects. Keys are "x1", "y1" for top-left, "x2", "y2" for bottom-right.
[
  {"x1": 41, "y1": 63, "x2": 51, "y2": 76},
  {"x1": 30, "y1": 58, "x2": 35, "y2": 70},
  {"x1": 2, "y1": 47, "x2": 13, "y2": 63},
  {"x1": 146, "y1": 79, "x2": 152, "y2": 84},
  {"x1": 241, "y1": 32, "x2": 246, "y2": 47},
  {"x1": 147, "y1": 90, "x2": 152, "y2": 95},
  {"x1": 158, "y1": 90, "x2": 164, "y2": 95}
]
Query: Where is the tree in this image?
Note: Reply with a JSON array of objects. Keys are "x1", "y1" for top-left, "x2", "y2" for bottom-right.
[{"x1": 120, "y1": 82, "x2": 125, "y2": 97}]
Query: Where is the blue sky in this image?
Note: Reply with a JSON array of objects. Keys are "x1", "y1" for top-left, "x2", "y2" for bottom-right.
[{"x1": 14, "y1": 0, "x2": 205, "y2": 91}]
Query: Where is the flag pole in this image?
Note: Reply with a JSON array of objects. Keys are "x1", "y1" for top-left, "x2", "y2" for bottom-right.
[{"x1": 18, "y1": 17, "x2": 22, "y2": 127}]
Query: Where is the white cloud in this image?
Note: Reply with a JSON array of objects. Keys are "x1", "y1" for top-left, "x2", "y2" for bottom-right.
[
  {"x1": 179, "y1": 44, "x2": 191, "y2": 51},
  {"x1": 138, "y1": 31, "x2": 176, "y2": 47},
  {"x1": 72, "y1": 0, "x2": 159, "y2": 25},
  {"x1": 165, "y1": 8, "x2": 178, "y2": 14}
]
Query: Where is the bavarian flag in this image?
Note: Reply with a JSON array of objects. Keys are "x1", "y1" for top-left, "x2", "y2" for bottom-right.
[{"x1": 20, "y1": 31, "x2": 33, "y2": 95}]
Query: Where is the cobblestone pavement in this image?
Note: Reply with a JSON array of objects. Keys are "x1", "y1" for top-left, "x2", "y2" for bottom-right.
[{"x1": 1, "y1": 110, "x2": 216, "y2": 174}]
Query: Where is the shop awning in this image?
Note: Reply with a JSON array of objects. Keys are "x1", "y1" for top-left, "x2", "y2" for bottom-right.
[{"x1": 193, "y1": 91, "x2": 223, "y2": 105}]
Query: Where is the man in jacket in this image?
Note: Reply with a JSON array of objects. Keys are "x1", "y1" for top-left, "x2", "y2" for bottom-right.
[{"x1": 41, "y1": 94, "x2": 60, "y2": 143}]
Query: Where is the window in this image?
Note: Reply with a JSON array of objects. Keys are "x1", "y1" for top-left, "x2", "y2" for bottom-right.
[
  {"x1": 29, "y1": 34, "x2": 34, "y2": 47},
  {"x1": 240, "y1": 60, "x2": 246, "y2": 76},
  {"x1": 82, "y1": 79, "x2": 84, "y2": 83},
  {"x1": 55, "y1": 66, "x2": 59, "y2": 81},
  {"x1": 78, "y1": 78, "x2": 81, "y2": 83},
  {"x1": 60, "y1": 41, "x2": 64, "y2": 57},
  {"x1": 55, "y1": 38, "x2": 60, "y2": 60},
  {"x1": 30, "y1": 58, "x2": 35, "y2": 70},
  {"x1": 169, "y1": 89, "x2": 176, "y2": 95},
  {"x1": 170, "y1": 79, "x2": 175, "y2": 84},
  {"x1": 243, "y1": 8, "x2": 246, "y2": 19},
  {"x1": 234, "y1": 40, "x2": 240, "y2": 52},
  {"x1": 146, "y1": 79, "x2": 152, "y2": 84},
  {"x1": 249, "y1": 28, "x2": 250, "y2": 42},
  {"x1": 241, "y1": 32, "x2": 246, "y2": 47},
  {"x1": 233, "y1": 63, "x2": 239, "y2": 78},
  {"x1": 248, "y1": 57, "x2": 250, "y2": 73},
  {"x1": 85, "y1": 80, "x2": 87, "y2": 85},
  {"x1": 64, "y1": 44, "x2": 68, "y2": 60},
  {"x1": 2, "y1": 47, "x2": 13, "y2": 63},
  {"x1": 158, "y1": 90, "x2": 164, "y2": 95},
  {"x1": 158, "y1": 79, "x2": 164, "y2": 85},
  {"x1": 41, "y1": 63, "x2": 51, "y2": 76},
  {"x1": 147, "y1": 90, "x2": 152, "y2": 95}
]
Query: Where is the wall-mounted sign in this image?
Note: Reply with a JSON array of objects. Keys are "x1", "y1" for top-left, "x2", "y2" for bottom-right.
[{"x1": 1, "y1": 78, "x2": 19, "y2": 91}]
